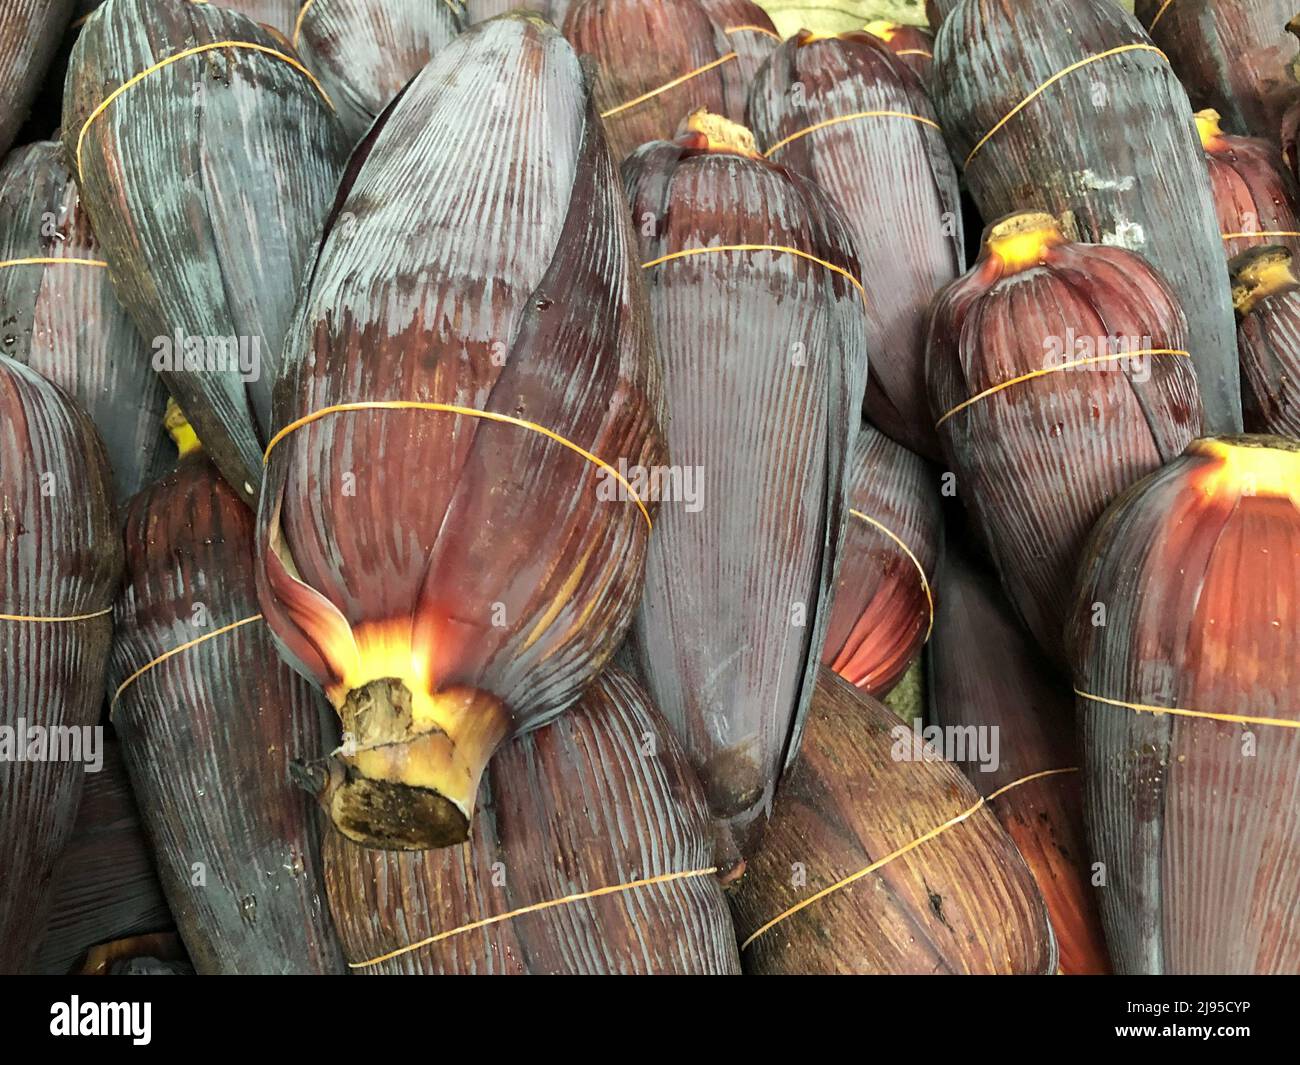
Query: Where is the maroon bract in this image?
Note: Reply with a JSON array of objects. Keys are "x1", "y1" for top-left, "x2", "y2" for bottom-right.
[
  {"x1": 1070, "y1": 435, "x2": 1300, "y2": 974},
  {"x1": 1196, "y1": 110, "x2": 1300, "y2": 262},
  {"x1": 749, "y1": 29, "x2": 961, "y2": 459},
  {"x1": 927, "y1": 211, "x2": 1202, "y2": 666},
  {"x1": 731, "y1": 669, "x2": 1057, "y2": 975},
  {"x1": 324, "y1": 668, "x2": 741, "y2": 974},
  {"x1": 821, "y1": 423, "x2": 940, "y2": 697},
  {"x1": 1230, "y1": 244, "x2": 1300, "y2": 437},
  {"x1": 566, "y1": 0, "x2": 755, "y2": 161},
  {"x1": 0, "y1": 356, "x2": 121, "y2": 973},
  {"x1": 1136, "y1": 0, "x2": 1299, "y2": 140},
  {"x1": 256, "y1": 15, "x2": 665, "y2": 852},
  {"x1": 110, "y1": 412, "x2": 344, "y2": 974},
  {"x1": 932, "y1": 0, "x2": 1243, "y2": 434},
  {"x1": 622, "y1": 111, "x2": 865, "y2": 864}
]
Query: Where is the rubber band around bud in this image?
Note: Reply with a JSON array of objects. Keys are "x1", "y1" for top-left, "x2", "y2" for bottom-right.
[
  {"x1": 75, "y1": 41, "x2": 335, "y2": 178},
  {"x1": 1148, "y1": 0, "x2": 1176, "y2": 31},
  {"x1": 109, "y1": 615, "x2": 265, "y2": 713},
  {"x1": 0, "y1": 257, "x2": 107, "y2": 271},
  {"x1": 740, "y1": 767, "x2": 1080, "y2": 951},
  {"x1": 642, "y1": 244, "x2": 867, "y2": 307},
  {"x1": 724, "y1": 24, "x2": 780, "y2": 40},
  {"x1": 1076, "y1": 690, "x2": 1300, "y2": 730},
  {"x1": 963, "y1": 44, "x2": 1169, "y2": 167},
  {"x1": 762, "y1": 110, "x2": 941, "y2": 158},
  {"x1": 849, "y1": 508, "x2": 934, "y2": 644},
  {"x1": 1222, "y1": 230, "x2": 1300, "y2": 242},
  {"x1": 262, "y1": 401, "x2": 653, "y2": 530},
  {"x1": 600, "y1": 53, "x2": 738, "y2": 119},
  {"x1": 349, "y1": 866, "x2": 720, "y2": 968},
  {"x1": 0, "y1": 606, "x2": 113, "y2": 624},
  {"x1": 934, "y1": 349, "x2": 1191, "y2": 429},
  {"x1": 291, "y1": 0, "x2": 316, "y2": 45}
]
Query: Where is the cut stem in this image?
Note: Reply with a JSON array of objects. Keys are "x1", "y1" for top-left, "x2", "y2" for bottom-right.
[
  {"x1": 680, "y1": 109, "x2": 760, "y2": 158},
  {"x1": 324, "y1": 680, "x2": 509, "y2": 850},
  {"x1": 1230, "y1": 245, "x2": 1298, "y2": 316},
  {"x1": 985, "y1": 211, "x2": 1066, "y2": 273}
]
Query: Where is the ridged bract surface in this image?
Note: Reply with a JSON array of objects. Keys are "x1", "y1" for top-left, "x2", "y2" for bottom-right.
[
  {"x1": 565, "y1": 0, "x2": 750, "y2": 161},
  {"x1": 324, "y1": 667, "x2": 741, "y2": 974},
  {"x1": 75, "y1": 0, "x2": 301, "y2": 36},
  {"x1": 927, "y1": 221, "x2": 1203, "y2": 665},
  {"x1": 867, "y1": 22, "x2": 935, "y2": 81},
  {"x1": 0, "y1": 1, "x2": 74, "y2": 157},
  {"x1": 929, "y1": 537, "x2": 1110, "y2": 974},
  {"x1": 111, "y1": 452, "x2": 344, "y2": 975},
  {"x1": 1201, "y1": 123, "x2": 1300, "y2": 260},
  {"x1": 731, "y1": 668, "x2": 1056, "y2": 974},
  {"x1": 257, "y1": 17, "x2": 664, "y2": 810},
  {"x1": 63, "y1": 0, "x2": 350, "y2": 503},
  {"x1": 1069, "y1": 435, "x2": 1300, "y2": 974},
  {"x1": 698, "y1": 0, "x2": 779, "y2": 86},
  {"x1": 33, "y1": 739, "x2": 171, "y2": 975},
  {"x1": 1234, "y1": 257, "x2": 1300, "y2": 437},
  {"x1": 1136, "y1": 0, "x2": 1298, "y2": 140},
  {"x1": 211, "y1": 0, "x2": 299, "y2": 35},
  {"x1": 749, "y1": 32, "x2": 960, "y2": 459},
  {"x1": 0, "y1": 355, "x2": 121, "y2": 974},
  {"x1": 294, "y1": 0, "x2": 464, "y2": 143},
  {"x1": 926, "y1": 0, "x2": 959, "y2": 26},
  {"x1": 623, "y1": 132, "x2": 865, "y2": 861},
  {"x1": 932, "y1": 0, "x2": 1243, "y2": 434},
  {"x1": 462, "y1": 0, "x2": 573, "y2": 25},
  {"x1": 822, "y1": 422, "x2": 940, "y2": 696},
  {"x1": 0, "y1": 141, "x2": 168, "y2": 501}
]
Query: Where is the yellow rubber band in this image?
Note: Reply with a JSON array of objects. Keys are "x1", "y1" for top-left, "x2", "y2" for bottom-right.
[
  {"x1": 740, "y1": 767, "x2": 1079, "y2": 951},
  {"x1": 642, "y1": 243, "x2": 867, "y2": 305},
  {"x1": 263, "y1": 401, "x2": 653, "y2": 530},
  {"x1": 724, "y1": 24, "x2": 780, "y2": 40},
  {"x1": 110, "y1": 614, "x2": 265, "y2": 709},
  {"x1": 1222, "y1": 230, "x2": 1300, "y2": 241},
  {"x1": 1076, "y1": 689, "x2": 1300, "y2": 731},
  {"x1": 600, "y1": 53, "x2": 737, "y2": 119},
  {"x1": 763, "y1": 110, "x2": 941, "y2": 158},
  {"x1": 0, "y1": 257, "x2": 107, "y2": 270},
  {"x1": 849, "y1": 508, "x2": 934, "y2": 644},
  {"x1": 1149, "y1": 0, "x2": 1176, "y2": 31},
  {"x1": 964, "y1": 44, "x2": 1168, "y2": 167},
  {"x1": 75, "y1": 41, "x2": 335, "y2": 177},
  {"x1": 895, "y1": 49, "x2": 933, "y2": 59},
  {"x1": 0, "y1": 606, "x2": 112, "y2": 624},
  {"x1": 291, "y1": 0, "x2": 317, "y2": 47},
  {"x1": 349, "y1": 866, "x2": 719, "y2": 968},
  {"x1": 934, "y1": 348, "x2": 1190, "y2": 429}
]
